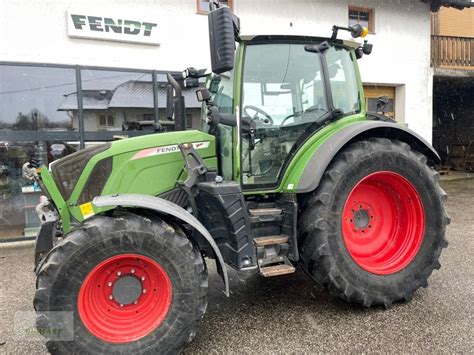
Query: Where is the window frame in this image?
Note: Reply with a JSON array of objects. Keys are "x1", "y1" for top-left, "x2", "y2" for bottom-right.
[
  {"x1": 196, "y1": 0, "x2": 233, "y2": 14},
  {"x1": 348, "y1": 5, "x2": 375, "y2": 33},
  {"x1": 364, "y1": 85, "x2": 396, "y2": 118},
  {"x1": 97, "y1": 114, "x2": 115, "y2": 129}
]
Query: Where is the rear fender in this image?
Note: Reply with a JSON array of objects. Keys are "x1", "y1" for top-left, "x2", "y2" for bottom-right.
[
  {"x1": 93, "y1": 194, "x2": 230, "y2": 297},
  {"x1": 296, "y1": 121, "x2": 440, "y2": 193}
]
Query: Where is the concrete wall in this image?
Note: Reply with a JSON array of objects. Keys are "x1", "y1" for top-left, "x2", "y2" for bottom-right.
[{"x1": 0, "y1": 0, "x2": 433, "y2": 141}]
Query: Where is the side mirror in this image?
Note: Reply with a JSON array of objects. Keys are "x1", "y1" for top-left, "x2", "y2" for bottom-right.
[
  {"x1": 362, "y1": 40, "x2": 373, "y2": 55},
  {"x1": 208, "y1": 6, "x2": 240, "y2": 74}
]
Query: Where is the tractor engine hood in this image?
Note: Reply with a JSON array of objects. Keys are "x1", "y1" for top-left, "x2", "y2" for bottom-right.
[{"x1": 45, "y1": 130, "x2": 216, "y2": 225}]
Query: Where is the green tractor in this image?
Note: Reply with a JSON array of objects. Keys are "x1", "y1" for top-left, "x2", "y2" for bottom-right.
[{"x1": 29, "y1": 3, "x2": 448, "y2": 354}]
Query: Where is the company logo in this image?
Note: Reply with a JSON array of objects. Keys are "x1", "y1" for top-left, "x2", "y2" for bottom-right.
[
  {"x1": 67, "y1": 10, "x2": 161, "y2": 45},
  {"x1": 131, "y1": 142, "x2": 211, "y2": 160}
]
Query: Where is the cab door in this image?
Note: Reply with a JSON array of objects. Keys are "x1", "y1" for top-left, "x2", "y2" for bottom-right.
[{"x1": 240, "y1": 41, "x2": 327, "y2": 188}]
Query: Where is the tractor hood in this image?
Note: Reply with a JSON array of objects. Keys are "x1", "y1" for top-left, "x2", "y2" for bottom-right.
[{"x1": 44, "y1": 130, "x2": 216, "y2": 225}]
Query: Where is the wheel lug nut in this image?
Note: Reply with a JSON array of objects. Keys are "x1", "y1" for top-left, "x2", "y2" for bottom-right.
[
  {"x1": 141, "y1": 276, "x2": 145, "y2": 281},
  {"x1": 120, "y1": 304, "x2": 124, "y2": 307},
  {"x1": 134, "y1": 300, "x2": 138, "y2": 305},
  {"x1": 117, "y1": 271, "x2": 122, "y2": 276},
  {"x1": 143, "y1": 289, "x2": 147, "y2": 294},
  {"x1": 108, "y1": 282, "x2": 112, "y2": 287},
  {"x1": 109, "y1": 295, "x2": 113, "y2": 300},
  {"x1": 131, "y1": 269, "x2": 135, "y2": 274}
]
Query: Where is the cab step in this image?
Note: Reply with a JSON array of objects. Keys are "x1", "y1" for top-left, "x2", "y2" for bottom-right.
[
  {"x1": 260, "y1": 263, "x2": 296, "y2": 277},
  {"x1": 249, "y1": 208, "x2": 282, "y2": 217},
  {"x1": 254, "y1": 233, "x2": 295, "y2": 277},
  {"x1": 254, "y1": 235, "x2": 288, "y2": 247}
]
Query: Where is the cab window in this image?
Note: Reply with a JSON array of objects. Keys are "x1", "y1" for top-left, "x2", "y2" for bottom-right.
[{"x1": 325, "y1": 46, "x2": 360, "y2": 114}]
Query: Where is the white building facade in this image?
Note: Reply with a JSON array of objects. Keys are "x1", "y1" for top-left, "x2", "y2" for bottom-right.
[
  {"x1": 0, "y1": 0, "x2": 437, "y2": 240},
  {"x1": 1, "y1": 0, "x2": 434, "y2": 140}
]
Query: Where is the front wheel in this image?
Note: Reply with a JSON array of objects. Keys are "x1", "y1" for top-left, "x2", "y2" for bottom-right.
[
  {"x1": 299, "y1": 138, "x2": 449, "y2": 308},
  {"x1": 34, "y1": 211, "x2": 208, "y2": 354}
]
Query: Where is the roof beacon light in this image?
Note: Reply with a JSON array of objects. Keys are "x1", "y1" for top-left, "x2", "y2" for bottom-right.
[{"x1": 351, "y1": 24, "x2": 369, "y2": 39}]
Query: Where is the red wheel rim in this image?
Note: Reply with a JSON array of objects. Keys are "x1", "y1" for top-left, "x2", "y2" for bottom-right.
[
  {"x1": 78, "y1": 253, "x2": 172, "y2": 343},
  {"x1": 342, "y1": 171, "x2": 425, "y2": 275}
]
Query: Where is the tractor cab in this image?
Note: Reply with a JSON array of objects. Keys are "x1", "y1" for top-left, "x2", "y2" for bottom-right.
[
  {"x1": 202, "y1": 35, "x2": 363, "y2": 188},
  {"x1": 166, "y1": 4, "x2": 374, "y2": 191}
]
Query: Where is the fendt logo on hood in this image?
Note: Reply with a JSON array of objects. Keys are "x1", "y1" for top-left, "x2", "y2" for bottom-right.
[
  {"x1": 131, "y1": 142, "x2": 210, "y2": 161},
  {"x1": 67, "y1": 10, "x2": 161, "y2": 45}
]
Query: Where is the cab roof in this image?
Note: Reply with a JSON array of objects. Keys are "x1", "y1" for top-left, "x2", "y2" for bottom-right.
[{"x1": 239, "y1": 34, "x2": 361, "y2": 49}]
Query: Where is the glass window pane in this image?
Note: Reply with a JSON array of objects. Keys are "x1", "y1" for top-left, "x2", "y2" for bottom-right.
[
  {"x1": 241, "y1": 43, "x2": 326, "y2": 186},
  {"x1": 198, "y1": 0, "x2": 231, "y2": 13},
  {"x1": 368, "y1": 97, "x2": 394, "y2": 113},
  {"x1": 0, "y1": 141, "x2": 78, "y2": 240},
  {"x1": 349, "y1": 10, "x2": 359, "y2": 21},
  {"x1": 326, "y1": 46, "x2": 360, "y2": 114},
  {"x1": 358, "y1": 18, "x2": 370, "y2": 29},
  {"x1": 0, "y1": 65, "x2": 76, "y2": 131},
  {"x1": 79, "y1": 69, "x2": 154, "y2": 133},
  {"x1": 359, "y1": 12, "x2": 370, "y2": 22}
]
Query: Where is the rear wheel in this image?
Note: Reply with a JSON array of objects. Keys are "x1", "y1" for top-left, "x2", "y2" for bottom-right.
[
  {"x1": 299, "y1": 138, "x2": 449, "y2": 308},
  {"x1": 34, "y1": 211, "x2": 208, "y2": 354}
]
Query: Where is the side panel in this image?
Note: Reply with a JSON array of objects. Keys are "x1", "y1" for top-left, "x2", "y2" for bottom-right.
[
  {"x1": 65, "y1": 131, "x2": 216, "y2": 223},
  {"x1": 294, "y1": 120, "x2": 441, "y2": 193}
]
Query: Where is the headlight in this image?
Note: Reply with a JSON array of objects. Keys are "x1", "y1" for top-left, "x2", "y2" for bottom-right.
[
  {"x1": 78, "y1": 157, "x2": 112, "y2": 204},
  {"x1": 51, "y1": 143, "x2": 110, "y2": 200}
]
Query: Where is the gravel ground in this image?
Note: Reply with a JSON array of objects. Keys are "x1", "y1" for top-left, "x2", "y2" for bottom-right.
[{"x1": 0, "y1": 179, "x2": 472, "y2": 354}]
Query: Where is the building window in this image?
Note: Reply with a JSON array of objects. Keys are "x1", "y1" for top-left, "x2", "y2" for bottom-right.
[
  {"x1": 349, "y1": 6, "x2": 374, "y2": 33},
  {"x1": 98, "y1": 114, "x2": 115, "y2": 128},
  {"x1": 364, "y1": 85, "x2": 395, "y2": 118},
  {"x1": 197, "y1": 0, "x2": 233, "y2": 14}
]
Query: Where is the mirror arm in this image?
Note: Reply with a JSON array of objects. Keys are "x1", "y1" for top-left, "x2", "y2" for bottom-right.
[{"x1": 166, "y1": 73, "x2": 186, "y2": 131}]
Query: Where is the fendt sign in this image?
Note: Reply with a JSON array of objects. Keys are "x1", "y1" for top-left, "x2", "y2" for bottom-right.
[{"x1": 67, "y1": 10, "x2": 160, "y2": 45}]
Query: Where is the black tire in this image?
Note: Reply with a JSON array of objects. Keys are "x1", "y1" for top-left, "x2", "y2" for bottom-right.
[
  {"x1": 299, "y1": 138, "x2": 449, "y2": 308},
  {"x1": 34, "y1": 210, "x2": 208, "y2": 354}
]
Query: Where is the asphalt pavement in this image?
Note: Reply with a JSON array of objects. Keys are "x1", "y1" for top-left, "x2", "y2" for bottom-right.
[{"x1": 0, "y1": 178, "x2": 472, "y2": 353}]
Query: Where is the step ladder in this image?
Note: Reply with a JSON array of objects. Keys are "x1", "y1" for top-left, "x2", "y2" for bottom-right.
[{"x1": 250, "y1": 208, "x2": 296, "y2": 277}]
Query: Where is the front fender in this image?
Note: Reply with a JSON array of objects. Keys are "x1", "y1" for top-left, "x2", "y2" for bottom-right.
[
  {"x1": 295, "y1": 121, "x2": 440, "y2": 193},
  {"x1": 93, "y1": 194, "x2": 230, "y2": 297}
]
